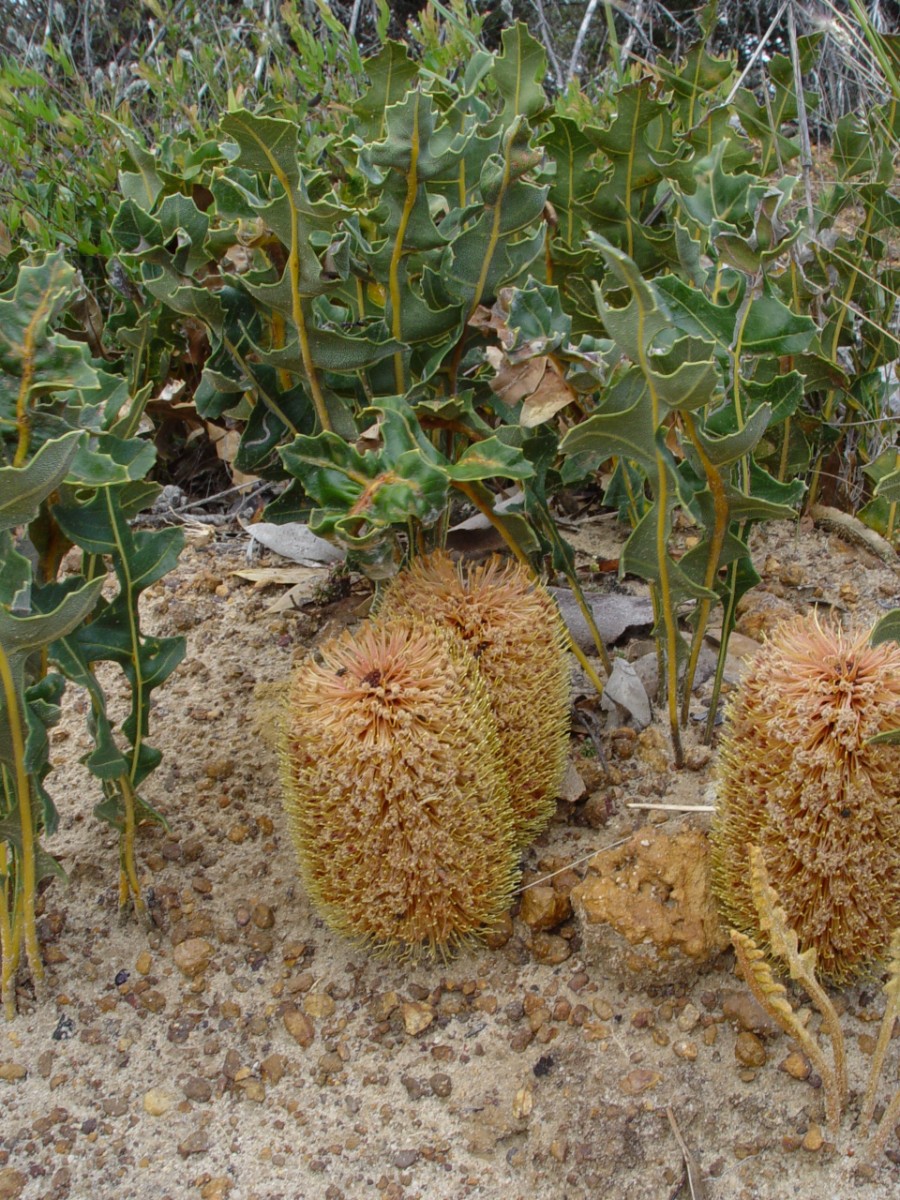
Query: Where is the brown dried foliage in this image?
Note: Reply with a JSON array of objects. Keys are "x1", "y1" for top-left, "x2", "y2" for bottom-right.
[
  {"x1": 281, "y1": 619, "x2": 518, "y2": 955},
  {"x1": 712, "y1": 614, "x2": 900, "y2": 983},
  {"x1": 377, "y1": 552, "x2": 571, "y2": 848}
]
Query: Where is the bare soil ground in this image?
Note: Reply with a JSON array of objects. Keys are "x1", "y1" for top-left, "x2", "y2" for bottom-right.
[{"x1": 2, "y1": 513, "x2": 900, "y2": 1200}]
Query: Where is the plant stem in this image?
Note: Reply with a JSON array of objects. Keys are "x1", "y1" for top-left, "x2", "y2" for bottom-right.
[
  {"x1": 117, "y1": 774, "x2": 148, "y2": 926},
  {"x1": 680, "y1": 411, "x2": 729, "y2": 726},
  {"x1": 0, "y1": 643, "x2": 44, "y2": 1001},
  {"x1": 0, "y1": 830, "x2": 21, "y2": 1020}
]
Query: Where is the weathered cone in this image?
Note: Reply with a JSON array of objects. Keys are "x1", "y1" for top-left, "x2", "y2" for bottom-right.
[
  {"x1": 377, "y1": 551, "x2": 571, "y2": 848},
  {"x1": 281, "y1": 618, "x2": 518, "y2": 955},
  {"x1": 710, "y1": 614, "x2": 900, "y2": 983}
]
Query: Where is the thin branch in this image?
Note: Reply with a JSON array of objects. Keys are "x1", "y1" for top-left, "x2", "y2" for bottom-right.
[
  {"x1": 567, "y1": 0, "x2": 602, "y2": 86},
  {"x1": 531, "y1": 0, "x2": 565, "y2": 91}
]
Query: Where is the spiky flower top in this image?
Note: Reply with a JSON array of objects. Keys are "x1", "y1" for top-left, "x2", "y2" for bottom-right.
[
  {"x1": 281, "y1": 618, "x2": 518, "y2": 956},
  {"x1": 377, "y1": 552, "x2": 572, "y2": 849},
  {"x1": 711, "y1": 614, "x2": 900, "y2": 983}
]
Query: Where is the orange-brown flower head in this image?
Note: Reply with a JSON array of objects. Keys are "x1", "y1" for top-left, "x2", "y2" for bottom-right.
[
  {"x1": 281, "y1": 618, "x2": 518, "y2": 956},
  {"x1": 710, "y1": 614, "x2": 900, "y2": 983},
  {"x1": 376, "y1": 551, "x2": 572, "y2": 849}
]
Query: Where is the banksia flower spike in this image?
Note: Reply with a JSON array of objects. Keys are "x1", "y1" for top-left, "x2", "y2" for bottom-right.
[
  {"x1": 377, "y1": 551, "x2": 572, "y2": 849},
  {"x1": 711, "y1": 613, "x2": 900, "y2": 984},
  {"x1": 281, "y1": 618, "x2": 518, "y2": 956}
]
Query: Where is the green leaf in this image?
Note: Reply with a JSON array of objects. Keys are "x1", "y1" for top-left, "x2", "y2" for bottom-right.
[
  {"x1": 0, "y1": 430, "x2": 82, "y2": 531},
  {"x1": 0, "y1": 575, "x2": 103, "y2": 656},
  {"x1": 352, "y1": 41, "x2": 420, "y2": 140},
  {"x1": 494, "y1": 23, "x2": 547, "y2": 121},
  {"x1": 0, "y1": 254, "x2": 100, "y2": 433},
  {"x1": 446, "y1": 437, "x2": 534, "y2": 482},
  {"x1": 871, "y1": 608, "x2": 900, "y2": 647}
]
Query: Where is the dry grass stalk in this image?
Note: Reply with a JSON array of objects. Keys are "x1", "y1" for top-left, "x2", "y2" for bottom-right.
[
  {"x1": 748, "y1": 846, "x2": 848, "y2": 1111},
  {"x1": 860, "y1": 929, "x2": 900, "y2": 1158},
  {"x1": 730, "y1": 928, "x2": 843, "y2": 1137}
]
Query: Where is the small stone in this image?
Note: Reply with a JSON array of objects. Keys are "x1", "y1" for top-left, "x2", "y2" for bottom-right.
[
  {"x1": 0, "y1": 1062, "x2": 26, "y2": 1082},
  {"x1": 482, "y1": 912, "x2": 514, "y2": 949},
  {"x1": 429, "y1": 1073, "x2": 452, "y2": 1098},
  {"x1": 676, "y1": 1003, "x2": 700, "y2": 1033},
  {"x1": 205, "y1": 758, "x2": 234, "y2": 781},
  {"x1": 734, "y1": 1031, "x2": 767, "y2": 1068},
  {"x1": 529, "y1": 933, "x2": 571, "y2": 965},
  {"x1": 143, "y1": 1088, "x2": 176, "y2": 1116},
  {"x1": 549, "y1": 1138, "x2": 569, "y2": 1163},
  {"x1": 0, "y1": 1168, "x2": 27, "y2": 1200},
  {"x1": 237, "y1": 1078, "x2": 266, "y2": 1102},
  {"x1": 401, "y1": 1074, "x2": 428, "y2": 1100},
  {"x1": 304, "y1": 992, "x2": 335, "y2": 1019},
  {"x1": 173, "y1": 937, "x2": 214, "y2": 978},
  {"x1": 393, "y1": 1150, "x2": 420, "y2": 1170},
  {"x1": 182, "y1": 1076, "x2": 213, "y2": 1102},
  {"x1": 283, "y1": 1008, "x2": 315, "y2": 1048},
  {"x1": 802, "y1": 1124, "x2": 824, "y2": 1152},
  {"x1": 252, "y1": 904, "x2": 275, "y2": 929},
  {"x1": 512, "y1": 1085, "x2": 534, "y2": 1119},
  {"x1": 619, "y1": 1069, "x2": 662, "y2": 1096},
  {"x1": 178, "y1": 1128, "x2": 210, "y2": 1157},
  {"x1": 371, "y1": 991, "x2": 399, "y2": 1021},
  {"x1": 780, "y1": 1051, "x2": 811, "y2": 1080},
  {"x1": 260, "y1": 1053, "x2": 286, "y2": 1084},
  {"x1": 200, "y1": 1178, "x2": 231, "y2": 1200},
  {"x1": 858, "y1": 1033, "x2": 877, "y2": 1056},
  {"x1": 673, "y1": 1039, "x2": 698, "y2": 1061},
  {"x1": 509, "y1": 1028, "x2": 535, "y2": 1052},
  {"x1": 135, "y1": 950, "x2": 152, "y2": 975},
  {"x1": 519, "y1": 886, "x2": 572, "y2": 932},
  {"x1": 317, "y1": 1052, "x2": 344, "y2": 1076},
  {"x1": 227, "y1": 823, "x2": 249, "y2": 844},
  {"x1": 722, "y1": 992, "x2": 779, "y2": 1037},
  {"x1": 401, "y1": 1001, "x2": 434, "y2": 1036}
]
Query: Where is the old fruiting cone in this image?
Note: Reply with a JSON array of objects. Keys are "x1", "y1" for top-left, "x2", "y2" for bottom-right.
[
  {"x1": 377, "y1": 551, "x2": 572, "y2": 848},
  {"x1": 281, "y1": 618, "x2": 518, "y2": 954},
  {"x1": 710, "y1": 614, "x2": 900, "y2": 983}
]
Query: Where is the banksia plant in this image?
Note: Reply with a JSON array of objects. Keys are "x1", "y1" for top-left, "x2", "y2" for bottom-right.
[
  {"x1": 711, "y1": 614, "x2": 900, "y2": 983},
  {"x1": 377, "y1": 552, "x2": 571, "y2": 848},
  {"x1": 281, "y1": 618, "x2": 518, "y2": 955}
]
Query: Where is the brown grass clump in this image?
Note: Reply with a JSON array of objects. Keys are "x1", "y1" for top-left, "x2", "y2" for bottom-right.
[
  {"x1": 281, "y1": 618, "x2": 518, "y2": 955},
  {"x1": 711, "y1": 614, "x2": 900, "y2": 983},
  {"x1": 377, "y1": 551, "x2": 571, "y2": 848}
]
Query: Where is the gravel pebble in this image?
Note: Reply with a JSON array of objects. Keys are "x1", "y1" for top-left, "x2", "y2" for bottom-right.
[
  {"x1": 401, "y1": 1001, "x2": 434, "y2": 1036},
  {"x1": 173, "y1": 937, "x2": 214, "y2": 978},
  {"x1": 178, "y1": 1128, "x2": 211, "y2": 1157},
  {"x1": 722, "y1": 991, "x2": 779, "y2": 1037},
  {"x1": 182, "y1": 1076, "x2": 213, "y2": 1102},
  {"x1": 779, "y1": 1051, "x2": 811, "y2": 1080},
  {"x1": 734, "y1": 1031, "x2": 767, "y2": 1068},
  {"x1": 0, "y1": 1062, "x2": 26, "y2": 1082},
  {"x1": 283, "y1": 1007, "x2": 315, "y2": 1048},
  {"x1": 619, "y1": 1068, "x2": 662, "y2": 1095},
  {"x1": 142, "y1": 1087, "x2": 176, "y2": 1116}
]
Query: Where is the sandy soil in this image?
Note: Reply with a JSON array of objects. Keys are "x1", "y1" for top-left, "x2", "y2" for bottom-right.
[{"x1": 1, "y1": 513, "x2": 900, "y2": 1200}]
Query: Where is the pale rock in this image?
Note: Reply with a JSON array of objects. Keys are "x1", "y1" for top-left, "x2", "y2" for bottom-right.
[
  {"x1": 173, "y1": 937, "x2": 214, "y2": 978},
  {"x1": 519, "y1": 885, "x2": 572, "y2": 932},
  {"x1": 143, "y1": 1088, "x2": 176, "y2": 1116},
  {"x1": 401, "y1": 1001, "x2": 435, "y2": 1036}
]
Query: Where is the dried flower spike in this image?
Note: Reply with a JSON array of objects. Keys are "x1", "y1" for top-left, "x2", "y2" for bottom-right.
[
  {"x1": 281, "y1": 618, "x2": 518, "y2": 955},
  {"x1": 711, "y1": 614, "x2": 900, "y2": 983},
  {"x1": 377, "y1": 551, "x2": 571, "y2": 848}
]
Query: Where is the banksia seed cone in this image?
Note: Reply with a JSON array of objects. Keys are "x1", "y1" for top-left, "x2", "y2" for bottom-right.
[
  {"x1": 377, "y1": 551, "x2": 571, "y2": 848},
  {"x1": 710, "y1": 614, "x2": 900, "y2": 983},
  {"x1": 281, "y1": 618, "x2": 518, "y2": 955}
]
